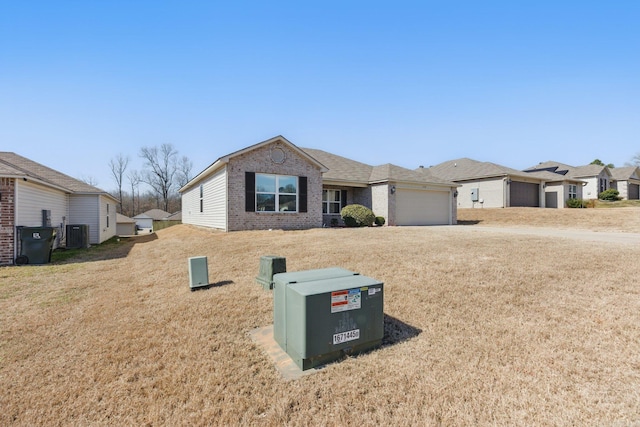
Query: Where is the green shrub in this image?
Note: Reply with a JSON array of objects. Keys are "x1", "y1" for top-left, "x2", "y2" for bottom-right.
[
  {"x1": 340, "y1": 204, "x2": 376, "y2": 227},
  {"x1": 374, "y1": 216, "x2": 386, "y2": 226},
  {"x1": 599, "y1": 189, "x2": 621, "y2": 201},
  {"x1": 566, "y1": 198, "x2": 585, "y2": 208}
]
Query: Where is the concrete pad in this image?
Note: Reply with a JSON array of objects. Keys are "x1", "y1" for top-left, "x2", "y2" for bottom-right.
[{"x1": 249, "y1": 325, "x2": 322, "y2": 381}]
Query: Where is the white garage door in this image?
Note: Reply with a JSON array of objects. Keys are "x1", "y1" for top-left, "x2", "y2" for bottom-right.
[{"x1": 395, "y1": 189, "x2": 450, "y2": 226}]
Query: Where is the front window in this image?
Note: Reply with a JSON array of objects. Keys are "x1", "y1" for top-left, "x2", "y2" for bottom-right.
[
  {"x1": 323, "y1": 189, "x2": 342, "y2": 214},
  {"x1": 568, "y1": 184, "x2": 577, "y2": 199},
  {"x1": 256, "y1": 174, "x2": 298, "y2": 212}
]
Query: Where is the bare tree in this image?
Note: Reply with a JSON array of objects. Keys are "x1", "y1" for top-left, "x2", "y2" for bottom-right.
[
  {"x1": 127, "y1": 170, "x2": 141, "y2": 216},
  {"x1": 139, "y1": 144, "x2": 178, "y2": 212},
  {"x1": 109, "y1": 153, "x2": 129, "y2": 214},
  {"x1": 79, "y1": 175, "x2": 99, "y2": 186},
  {"x1": 176, "y1": 155, "x2": 194, "y2": 188},
  {"x1": 630, "y1": 153, "x2": 640, "y2": 167}
]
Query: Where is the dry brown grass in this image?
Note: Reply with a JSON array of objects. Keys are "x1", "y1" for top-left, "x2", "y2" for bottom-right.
[
  {"x1": 2, "y1": 209, "x2": 640, "y2": 426},
  {"x1": 458, "y1": 206, "x2": 640, "y2": 233}
]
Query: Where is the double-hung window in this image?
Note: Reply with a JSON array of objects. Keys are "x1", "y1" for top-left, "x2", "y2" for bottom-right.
[
  {"x1": 199, "y1": 184, "x2": 204, "y2": 213},
  {"x1": 323, "y1": 189, "x2": 342, "y2": 214},
  {"x1": 568, "y1": 184, "x2": 577, "y2": 199},
  {"x1": 256, "y1": 174, "x2": 298, "y2": 212}
]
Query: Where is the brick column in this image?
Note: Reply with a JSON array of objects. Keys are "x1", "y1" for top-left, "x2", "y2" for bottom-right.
[{"x1": 0, "y1": 178, "x2": 16, "y2": 265}]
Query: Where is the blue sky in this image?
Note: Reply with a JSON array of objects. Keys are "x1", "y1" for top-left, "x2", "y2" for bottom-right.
[{"x1": 2, "y1": 1, "x2": 639, "y2": 191}]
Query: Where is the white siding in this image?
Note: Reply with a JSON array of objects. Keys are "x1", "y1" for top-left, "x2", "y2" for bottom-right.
[
  {"x1": 69, "y1": 195, "x2": 100, "y2": 244},
  {"x1": 15, "y1": 180, "x2": 69, "y2": 248},
  {"x1": 456, "y1": 179, "x2": 506, "y2": 208},
  {"x1": 99, "y1": 195, "x2": 117, "y2": 243},
  {"x1": 182, "y1": 167, "x2": 227, "y2": 230}
]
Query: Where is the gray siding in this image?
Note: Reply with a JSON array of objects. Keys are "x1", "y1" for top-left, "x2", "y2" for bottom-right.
[
  {"x1": 15, "y1": 180, "x2": 69, "y2": 248},
  {"x1": 69, "y1": 195, "x2": 100, "y2": 244}
]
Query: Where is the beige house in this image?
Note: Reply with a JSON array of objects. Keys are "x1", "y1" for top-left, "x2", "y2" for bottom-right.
[
  {"x1": 610, "y1": 166, "x2": 640, "y2": 200},
  {"x1": 423, "y1": 158, "x2": 584, "y2": 209},
  {"x1": 179, "y1": 136, "x2": 459, "y2": 231},
  {"x1": 116, "y1": 213, "x2": 136, "y2": 236},
  {"x1": 525, "y1": 161, "x2": 612, "y2": 200},
  {"x1": 0, "y1": 152, "x2": 118, "y2": 265}
]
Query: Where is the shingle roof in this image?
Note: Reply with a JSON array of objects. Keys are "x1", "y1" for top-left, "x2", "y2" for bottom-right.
[
  {"x1": 302, "y1": 148, "x2": 457, "y2": 186},
  {"x1": 140, "y1": 209, "x2": 172, "y2": 220},
  {"x1": 425, "y1": 158, "x2": 543, "y2": 182},
  {"x1": 116, "y1": 213, "x2": 136, "y2": 224},
  {"x1": 610, "y1": 166, "x2": 640, "y2": 181},
  {"x1": 0, "y1": 151, "x2": 117, "y2": 199},
  {"x1": 525, "y1": 161, "x2": 611, "y2": 179}
]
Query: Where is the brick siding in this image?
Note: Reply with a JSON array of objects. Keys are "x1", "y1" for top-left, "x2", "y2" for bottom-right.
[
  {"x1": 0, "y1": 178, "x2": 16, "y2": 265},
  {"x1": 226, "y1": 143, "x2": 323, "y2": 231}
]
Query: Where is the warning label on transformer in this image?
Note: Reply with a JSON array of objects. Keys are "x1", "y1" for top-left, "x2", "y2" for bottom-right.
[{"x1": 331, "y1": 289, "x2": 361, "y2": 313}]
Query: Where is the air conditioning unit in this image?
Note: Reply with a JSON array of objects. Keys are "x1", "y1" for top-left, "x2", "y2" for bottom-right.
[{"x1": 66, "y1": 224, "x2": 90, "y2": 249}]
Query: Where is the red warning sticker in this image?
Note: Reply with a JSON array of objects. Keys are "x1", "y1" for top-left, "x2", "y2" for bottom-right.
[{"x1": 331, "y1": 289, "x2": 361, "y2": 313}]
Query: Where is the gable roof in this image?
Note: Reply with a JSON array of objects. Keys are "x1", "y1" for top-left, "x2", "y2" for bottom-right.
[
  {"x1": 425, "y1": 158, "x2": 547, "y2": 182},
  {"x1": 116, "y1": 213, "x2": 136, "y2": 224},
  {"x1": 610, "y1": 166, "x2": 640, "y2": 181},
  {"x1": 303, "y1": 148, "x2": 457, "y2": 187},
  {"x1": 526, "y1": 161, "x2": 613, "y2": 180},
  {"x1": 139, "y1": 209, "x2": 172, "y2": 220},
  {"x1": 180, "y1": 135, "x2": 328, "y2": 193},
  {"x1": 164, "y1": 211, "x2": 182, "y2": 221},
  {"x1": 0, "y1": 152, "x2": 118, "y2": 201}
]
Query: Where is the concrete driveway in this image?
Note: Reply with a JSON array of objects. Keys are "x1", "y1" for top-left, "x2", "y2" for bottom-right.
[{"x1": 444, "y1": 225, "x2": 640, "y2": 246}]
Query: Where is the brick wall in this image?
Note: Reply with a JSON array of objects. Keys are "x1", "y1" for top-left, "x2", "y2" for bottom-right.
[
  {"x1": 0, "y1": 178, "x2": 16, "y2": 265},
  {"x1": 226, "y1": 143, "x2": 323, "y2": 231}
]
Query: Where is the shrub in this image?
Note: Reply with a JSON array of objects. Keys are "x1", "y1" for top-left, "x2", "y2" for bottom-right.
[
  {"x1": 340, "y1": 204, "x2": 376, "y2": 227},
  {"x1": 374, "y1": 216, "x2": 386, "y2": 226},
  {"x1": 599, "y1": 189, "x2": 621, "y2": 201},
  {"x1": 566, "y1": 198, "x2": 585, "y2": 208}
]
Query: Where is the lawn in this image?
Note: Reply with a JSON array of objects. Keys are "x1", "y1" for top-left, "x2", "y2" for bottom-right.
[{"x1": 1, "y1": 209, "x2": 639, "y2": 426}]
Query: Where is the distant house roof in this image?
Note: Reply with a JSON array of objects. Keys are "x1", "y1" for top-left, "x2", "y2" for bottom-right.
[
  {"x1": 610, "y1": 166, "x2": 640, "y2": 181},
  {"x1": 525, "y1": 161, "x2": 612, "y2": 179},
  {"x1": 135, "y1": 209, "x2": 172, "y2": 220},
  {"x1": 0, "y1": 152, "x2": 118, "y2": 201},
  {"x1": 164, "y1": 211, "x2": 182, "y2": 221},
  {"x1": 303, "y1": 148, "x2": 457, "y2": 187},
  {"x1": 116, "y1": 213, "x2": 136, "y2": 224},
  {"x1": 425, "y1": 158, "x2": 552, "y2": 182}
]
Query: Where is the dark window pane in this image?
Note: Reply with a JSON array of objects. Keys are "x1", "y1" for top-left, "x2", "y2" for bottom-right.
[
  {"x1": 279, "y1": 195, "x2": 296, "y2": 211},
  {"x1": 257, "y1": 194, "x2": 275, "y2": 211}
]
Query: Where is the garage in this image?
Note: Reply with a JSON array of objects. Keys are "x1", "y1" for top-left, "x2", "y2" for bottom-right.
[
  {"x1": 395, "y1": 189, "x2": 451, "y2": 225},
  {"x1": 629, "y1": 183, "x2": 639, "y2": 200},
  {"x1": 510, "y1": 181, "x2": 540, "y2": 207}
]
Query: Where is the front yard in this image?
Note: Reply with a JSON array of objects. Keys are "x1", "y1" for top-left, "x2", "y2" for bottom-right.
[{"x1": 1, "y1": 209, "x2": 639, "y2": 426}]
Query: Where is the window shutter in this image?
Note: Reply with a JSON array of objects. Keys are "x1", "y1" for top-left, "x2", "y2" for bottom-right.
[
  {"x1": 299, "y1": 176, "x2": 307, "y2": 212},
  {"x1": 245, "y1": 172, "x2": 255, "y2": 212},
  {"x1": 341, "y1": 190, "x2": 348, "y2": 208}
]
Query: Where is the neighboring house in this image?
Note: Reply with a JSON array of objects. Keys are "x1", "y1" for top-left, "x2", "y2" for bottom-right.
[
  {"x1": 302, "y1": 148, "x2": 459, "y2": 226},
  {"x1": 525, "y1": 161, "x2": 612, "y2": 200},
  {"x1": 132, "y1": 213, "x2": 154, "y2": 231},
  {"x1": 0, "y1": 152, "x2": 119, "y2": 265},
  {"x1": 610, "y1": 166, "x2": 640, "y2": 200},
  {"x1": 423, "y1": 158, "x2": 584, "y2": 209},
  {"x1": 132, "y1": 209, "x2": 172, "y2": 232},
  {"x1": 116, "y1": 213, "x2": 136, "y2": 236},
  {"x1": 179, "y1": 135, "x2": 459, "y2": 231}
]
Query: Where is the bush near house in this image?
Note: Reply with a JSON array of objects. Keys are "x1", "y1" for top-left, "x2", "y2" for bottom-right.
[
  {"x1": 375, "y1": 216, "x2": 386, "y2": 226},
  {"x1": 599, "y1": 189, "x2": 621, "y2": 201},
  {"x1": 341, "y1": 204, "x2": 376, "y2": 227},
  {"x1": 566, "y1": 198, "x2": 585, "y2": 208}
]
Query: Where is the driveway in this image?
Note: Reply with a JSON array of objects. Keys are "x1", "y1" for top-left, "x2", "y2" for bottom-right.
[{"x1": 445, "y1": 225, "x2": 640, "y2": 246}]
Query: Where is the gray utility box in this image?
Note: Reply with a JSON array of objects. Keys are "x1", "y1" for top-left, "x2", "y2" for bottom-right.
[
  {"x1": 188, "y1": 256, "x2": 209, "y2": 290},
  {"x1": 273, "y1": 268, "x2": 384, "y2": 371}
]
